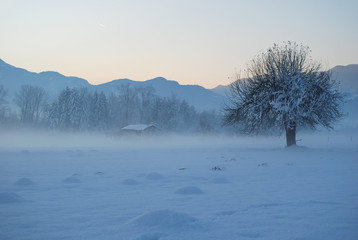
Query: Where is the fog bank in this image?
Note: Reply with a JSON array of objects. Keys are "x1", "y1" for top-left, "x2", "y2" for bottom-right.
[{"x1": 0, "y1": 128, "x2": 356, "y2": 151}]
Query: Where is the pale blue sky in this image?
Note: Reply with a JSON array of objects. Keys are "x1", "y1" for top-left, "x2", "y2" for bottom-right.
[{"x1": 1, "y1": 0, "x2": 357, "y2": 88}]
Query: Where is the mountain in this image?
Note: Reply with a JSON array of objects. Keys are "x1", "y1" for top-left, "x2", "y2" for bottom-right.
[
  {"x1": 0, "y1": 59, "x2": 92, "y2": 101},
  {"x1": 331, "y1": 64, "x2": 358, "y2": 96},
  {"x1": 0, "y1": 59, "x2": 224, "y2": 111},
  {"x1": 96, "y1": 77, "x2": 225, "y2": 111},
  {"x1": 210, "y1": 85, "x2": 230, "y2": 96},
  {"x1": 1, "y1": 58, "x2": 356, "y2": 113}
]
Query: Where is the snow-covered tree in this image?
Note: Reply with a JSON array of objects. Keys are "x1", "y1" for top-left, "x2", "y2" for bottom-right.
[
  {"x1": 50, "y1": 87, "x2": 73, "y2": 129},
  {"x1": 224, "y1": 42, "x2": 344, "y2": 146},
  {"x1": 137, "y1": 86, "x2": 156, "y2": 124},
  {"x1": 0, "y1": 85, "x2": 8, "y2": 121},
  {"x1": 70, "y1": 88, "x2": 90, "y2": 130},
  {"x1": 89, "y1": 91, "x2": 100, "y2": 129},
  {"x1": 118, "y1": 84, "x2": 140, "y2": 126},
  {"x1": 108, "y1": 93, "x2": 121, "y2": 129},
  {"x1": 89, "y1": 91, "x2": 108, "y2": 130},
  {"x1": 45, "y1": 84, "x2": 222, "y2": 133},
  {"x1": 49, "y1": 87, "x2": 93, "y2": 131}
]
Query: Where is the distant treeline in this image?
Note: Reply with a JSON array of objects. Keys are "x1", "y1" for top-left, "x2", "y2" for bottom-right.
[{"x1": 0, "y1": 84, "x2": 222, "y2": 133}]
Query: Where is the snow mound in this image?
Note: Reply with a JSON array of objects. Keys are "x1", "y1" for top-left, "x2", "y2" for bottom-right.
[
  {"x1": 210, "y1": 177, "x2": 229, "y2": 184},
  {"x1": 136, "y1": 232, "x2": 162, "y2": 240},
  {"x1": 0, "y1": 192, "x2": 26, "y2": 203},
  {"x1": 14, "y1": 178, "x2": 35, "y2": 187},
  {"x1": 131, "y1": 210, "x2": 196, "y2": 228},
  {"x1": 62, "y1": 177, "x2": 81, "y2": 183},
  {"x1": 122, "y1": 179, "x2": 139, "y2": 185},
  {"x1": 175, "y1": 186, "x2": 203, "y2": 195},
  {"x1": 145, "y1": 172, "x2": 163, "y2": 180}
]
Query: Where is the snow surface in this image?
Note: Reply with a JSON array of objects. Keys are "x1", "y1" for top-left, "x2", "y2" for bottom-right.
[{"x1": 0, "y1": 130, "x2": 357, "y2": 239}]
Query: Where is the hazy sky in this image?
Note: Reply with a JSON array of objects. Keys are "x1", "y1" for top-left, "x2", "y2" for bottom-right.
[{"x1": 1, "y1": 0, "x2": 357, "y2": 88}]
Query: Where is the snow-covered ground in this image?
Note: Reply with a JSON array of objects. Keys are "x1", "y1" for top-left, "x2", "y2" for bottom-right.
[{"x1": 0, "y1": 130, "x2": 357, "y2": 240}]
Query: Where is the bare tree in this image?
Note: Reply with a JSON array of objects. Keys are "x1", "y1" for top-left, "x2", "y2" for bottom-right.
[
  {"x1": 224, "y1": 42, "x2": 344, "y2": 147},
  {"x1": 15, "y1": 85, "x2": 47, "y2": 124}
]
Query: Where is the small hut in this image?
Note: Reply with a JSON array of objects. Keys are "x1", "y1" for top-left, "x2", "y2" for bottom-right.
[{"x1": 120, "y1": 124, "x2": 159, "y2": 135}]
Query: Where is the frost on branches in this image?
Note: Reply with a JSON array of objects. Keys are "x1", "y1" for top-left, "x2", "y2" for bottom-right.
[{"x1": 224, "y1": 42, "x2": 344, "y2": 147}]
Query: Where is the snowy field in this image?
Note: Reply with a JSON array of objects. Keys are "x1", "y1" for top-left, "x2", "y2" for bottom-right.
[{"x1": 0, "y1": 130, "x2": 357, "y2": 240}]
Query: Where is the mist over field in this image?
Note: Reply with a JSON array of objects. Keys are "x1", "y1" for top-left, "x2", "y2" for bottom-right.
[{"x1": 0, "y1": 127, "x2": 357, "y2": 151}]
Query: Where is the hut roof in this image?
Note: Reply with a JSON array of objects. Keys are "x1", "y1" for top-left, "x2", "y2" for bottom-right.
[{"x1": 121, "y1": 124, "x2": 155, "y2": 131}]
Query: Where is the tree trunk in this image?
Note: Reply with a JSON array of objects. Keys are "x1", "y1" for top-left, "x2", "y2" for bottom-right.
[{"x1": 285, "y1": 122, "x2": 296, "y2": 147}]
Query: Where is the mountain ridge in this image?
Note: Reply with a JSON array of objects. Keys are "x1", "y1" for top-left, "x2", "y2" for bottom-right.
[
  {"x1": 1, "y1": 58, "x2": 357, "y2": 111},
  {"x1": 0, "y1": 59, "x2": 225, "y2": 111}
]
